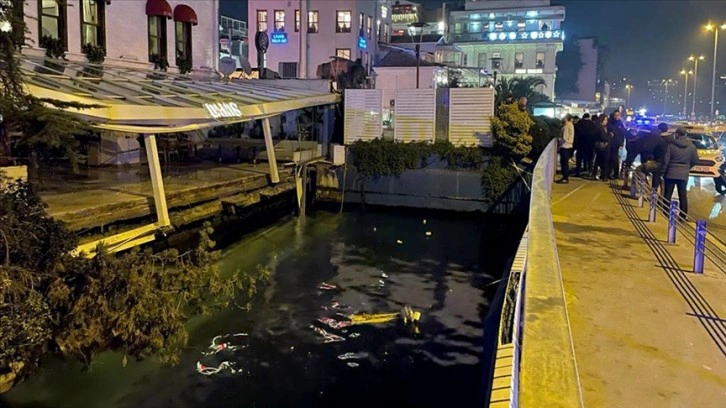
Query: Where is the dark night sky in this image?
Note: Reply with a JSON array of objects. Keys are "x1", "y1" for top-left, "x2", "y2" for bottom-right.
[{"x1": 220, "y1": 0, "x2": 726, "y2": 109}]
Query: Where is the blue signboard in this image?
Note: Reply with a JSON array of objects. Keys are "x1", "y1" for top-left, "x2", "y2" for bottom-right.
[
  {"x1": 271, "y1": 32, "x2": 288, "y2": 44},
  {"x1": 358, "y1": 36, "x2": 367, "y2": 49}
]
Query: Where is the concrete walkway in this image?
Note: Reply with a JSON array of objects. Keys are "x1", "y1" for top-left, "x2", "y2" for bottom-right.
[{"x1": 551, "y1": 178, "x2": 726, "y2": 408}]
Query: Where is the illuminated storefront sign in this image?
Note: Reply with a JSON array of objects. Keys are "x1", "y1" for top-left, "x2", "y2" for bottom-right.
[
  {"x1": 486, "y1": 30, "x2": 562, "y2": 41},
  {"x1": 270, "y1": 32, "x2": 288, "y2": 44},
  {"x1": 358, "y1": 36, "x2": 367, "y2": 49},
  {"x1": 204, "y1": 102, "x2": 243, "y2": 119},
  {"x1": 381, "y1": 5, "x2": 388, "y2": 19}
]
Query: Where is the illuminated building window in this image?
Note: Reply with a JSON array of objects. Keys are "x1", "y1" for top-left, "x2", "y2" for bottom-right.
[
  {"x1": 515, "y1": 52, "x2": 524, "y2": 68},
  {"x1": 536, "y1": 52, "x2": 545, "y2": 68},
  {"x1": 336, "y1": 10, "x2": 352, "y2": 33},
  {"x1": 148, "y1": 16, "x2": 166, "y2": 61},
  {"x1": 274, "y1": 10, "x2": 285, "y2": 32},
  {"x1": 336, "y1": 48, "x2": 351, "y2": 59},
  {"x1": 256, "y1": 10, "x2": 267, "y2": 32},
  {"x1": 294, "y1": 10, "x2": 300, "y2": 32},
  {"x1": 81, "y1": 0, "x2": 105, "y2": 48},
  {"x1": 40, "y1": 0, "x2": 67, "y2": 47},
  {"x1": 367, "y1": 16, "x2": 372, "y2": 39},
  {"x1": 359, "y1": 12, "x2": 364, "y2": 32},
  {"x1": 308, "y1": 11, "x2": 319, "y2": 33}
]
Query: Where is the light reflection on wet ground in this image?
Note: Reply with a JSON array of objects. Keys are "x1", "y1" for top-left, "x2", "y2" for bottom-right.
[{"x1": 2, "y1": 210, "x2": 520, "y2": 408}]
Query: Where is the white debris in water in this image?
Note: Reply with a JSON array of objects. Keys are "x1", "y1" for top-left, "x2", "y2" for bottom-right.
[
  {"x1": 423, "y1": 219, "x2": 427, "y2": 225},
  {"x1": 373, "y1": 227, "x2": 377, "y2": 232},
  {"x1": 425, "y1": 231, "x2": 432, "y2": 237},
  {"x1": 347, "y1": 362, "x2": 360, "y2": 368},
  {"x1": 381, "y1": 272, "x2": 389, "y2": 278},
  {"x1": 349, "y1": 333, "x2": 360, "y2": 338},
  {"x1": 396, "y1": 240, "x2": 403, "y2": 244}
]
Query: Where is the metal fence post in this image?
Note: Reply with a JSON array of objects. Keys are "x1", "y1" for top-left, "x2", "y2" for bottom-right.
[
  {"x1": 638, "y1": 177, "x2": 644, "y2": 208},
  {"x1": 667, "y1": 200, "x2": 678, "y2": 243},
  {"x1": 648, "y1": 189, "x2": 657, "y2": 222},
  {"x1": 629, "y1": 172, "x2": 637, "y2": 198},
  {"x1": 693, "y1": 220, "x2": 707, "y2": 274}
]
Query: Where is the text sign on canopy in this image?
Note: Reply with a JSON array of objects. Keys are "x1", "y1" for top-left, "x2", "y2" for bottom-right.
[{"x1": 204, "y1": 102, "x2": 243, "y2": 119}]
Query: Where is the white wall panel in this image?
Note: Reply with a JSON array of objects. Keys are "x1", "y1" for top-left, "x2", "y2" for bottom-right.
[
  {"x1": 344, "y1": 89, "x2": 382, "y2": 144},
  {"x1": 449, "y1": 88, "x2": 495, "y2": 147},
  {"x1": 394, "y1": 88, "x2": 436, "y2": 143}
]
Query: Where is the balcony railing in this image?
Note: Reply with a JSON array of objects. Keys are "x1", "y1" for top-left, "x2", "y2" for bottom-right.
[
  {"x1": 452, "y1": 30, "x2": 564, "y2": 44},
  {"x1": 220, "y1": 16, "x2": 248, "y2": 38}
]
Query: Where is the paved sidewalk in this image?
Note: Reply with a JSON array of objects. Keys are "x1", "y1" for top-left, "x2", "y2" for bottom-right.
[{"x1": 551, "y1": 178, "x2": 726, "y2": 408}]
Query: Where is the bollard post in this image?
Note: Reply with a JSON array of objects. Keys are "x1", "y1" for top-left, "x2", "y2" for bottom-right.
[
  {"x1": 667, "y1": 200, "x2": 678, "y2": 243},
  {"x1": 648, "y1": 189, "x2": 657, "y2": 222},
  {"x1": 629, "y1": 172, "x2": 637, "y2": 198},
  {"x1": 693, "y1": 220, "x2": 707, "y2": 274},
  {"x1": 638, "y1": 177, "x2": 644, "y2": 208}
]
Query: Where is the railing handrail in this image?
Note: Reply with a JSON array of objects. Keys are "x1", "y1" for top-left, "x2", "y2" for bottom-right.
[
  {"x1": 519, "y1": 139, "x2": 584, "y2": 407},
  {"x1": 488, "y1": 139, "x2": 583, "y2": 408}
]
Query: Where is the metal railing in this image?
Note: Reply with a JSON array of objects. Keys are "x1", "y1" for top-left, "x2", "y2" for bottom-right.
[
  {"x1": 488, "y1": 139, "x2": 584, "y2": 408},
  {"x1": 629, "y1": 170, "x2": 726, "y2": 275}
]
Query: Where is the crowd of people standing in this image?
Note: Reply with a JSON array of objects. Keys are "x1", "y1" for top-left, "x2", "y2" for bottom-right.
[{"x1": 556, "y1": 112, "x2": 702, "y2": 215}]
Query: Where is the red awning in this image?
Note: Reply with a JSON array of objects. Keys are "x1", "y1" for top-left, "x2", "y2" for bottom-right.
[
  {"x1": 145, "y1": 0, "x2": 172, "y2": 19},
  {"x1": 173, "y1": 5, "x2": 198, "y2": 26}
]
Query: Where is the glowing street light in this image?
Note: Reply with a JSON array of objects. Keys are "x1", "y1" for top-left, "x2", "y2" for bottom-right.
[
  {"x1": 689, "y1": 55, "x2": 705, "y2": 117},
  {"x1": 705, "y1": 23, "x2": 726, "y2": 118},
  {"x1": 625, "y1": 84, "x2": 633, "y2": 108},
  {"x1": 680, "y1": 69, "x2": 693, "y2": 116}
]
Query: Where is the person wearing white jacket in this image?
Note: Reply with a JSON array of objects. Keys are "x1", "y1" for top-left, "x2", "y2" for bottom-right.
[{"x1": 557, "y1": 114, "x2": 575, "y2": 184}]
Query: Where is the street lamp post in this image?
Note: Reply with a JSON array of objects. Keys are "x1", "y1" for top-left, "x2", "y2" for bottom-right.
[
  {"x1": 625, "y1": 84, "x2": 632, "y2": 108},
  {"x1": 689, "y1": 55, "x2": 705, "y2": 117},
  {"x1": 706, "y1": 23, "x2": 726, "y2": 118},
  {"x1": 408, "y1": 22, "x2": 429, "y2": 89},
  {"x1": 680, "y1": 69, "x2": 692, "y2": 116},
  {"x1": 662, "y1": 79, "x2": 673, "y2": 115}
]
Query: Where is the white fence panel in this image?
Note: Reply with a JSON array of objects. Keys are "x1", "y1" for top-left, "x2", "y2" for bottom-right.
[
  {"x1": 344, "y1": 89, "x2": 382, "y2": 145},
  {"x1": 394, "y1": 89, "x2": 436, "y2": 143},
  {"x1": 449, "y1": 88, "x2": 495, "y2": 147}
]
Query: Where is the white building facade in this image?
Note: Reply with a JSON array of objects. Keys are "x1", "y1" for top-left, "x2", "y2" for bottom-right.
[
  {"x1": 23, "y1": 0, "x2": 219, "y2": 72},
  {"x1": 449, "y1": 0, "x2": 565, "y2": 98},
  {"x1": 247, "y1": 0, "x2": 393, "y2": 79}
]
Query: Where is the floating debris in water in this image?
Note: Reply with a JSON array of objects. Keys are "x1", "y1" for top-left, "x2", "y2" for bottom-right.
[
  {"x1": 318, "y1": 282, "x2": 338, "y2": 291},
  {"x1": 311, "y1": 326, "x2": 346, "y2": 343},
  {"x1": 425, "y1": 231, "x2": 432, "y2": 237},
  {"x1": 396, "y1": 240, "x2": 403, "y2": 244},
  {"x1": 347, "y1": 362, "x2": 360, "y2": 368},
  {"x1": 317, "y1": 317, "x2": 353, "y2": 329},
  {"x1": 381, "y1": 272, "x2": 389, "y2": 278},
  {"x1": 378, "y1": 279, "x2": 385, "y2": 286},
  {"x1": 196, "y1": 361, "x2": 237, "y2": 376},
  {"x1": 203, "y1": 333, "x2": 248, "y2": 355},
  {"x1": 338, "y1": 352, "x2": 368, "y2": 360},
  {"x1": 331, "y1": 301, "x2": 351, "y2": 310},
  {"x1": 373, "y1": 227, "x2": 377, "y2": 232},
  {"x1": 348, "y1": 333, "x2": 360, "y2": 338}
]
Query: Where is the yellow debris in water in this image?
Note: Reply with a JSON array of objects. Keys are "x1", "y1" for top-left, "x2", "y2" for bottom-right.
[
  {"x1": 423, "y1": 219, "x2": 427, "y2": 225},
  {"x1": 425, "y1": 231, "x2": 432, "y2": 237},
  {"x1": 396, "y1": 239, "x2": 403, "y2": 244},
  {"x1": 348, "y1": 312, "x2": 399, "y2": 325}
]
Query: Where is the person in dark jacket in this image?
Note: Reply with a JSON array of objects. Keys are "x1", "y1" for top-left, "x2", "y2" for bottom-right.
[
  {"x1": 662, "y1": 127, "x2": 699, "y2": 215},
  {"x1": 607, "y1": 111, "x2": 627, "y2": 179},
  {"x1": 574, "y1": 113, "x2": 597, "y2": 177},
  {"x1": 638, "y1": 123, "x2": 669, "y2": 192},
  {"x1": 593, "y1": 114, "x2": 611, "y2": 180}
]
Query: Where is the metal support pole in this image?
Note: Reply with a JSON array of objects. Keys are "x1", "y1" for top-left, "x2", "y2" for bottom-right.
[
  {"x1": 415, "y1": 43, "x2": 421, "y2": 89},
  {"x1": 648, "y1": 189, "x2": 657, "y2": 222},
  {"x1": 693, "y1": 220, "x2": 707, "y2": 274},
  {"x1": 143, "y1": 134, "x2": 171, "y2": 227},
  {"x1": 667, "y1": 200, "x2": 678, "y2": 243},
  {"x1": 262, "y1": 117, "x2": 280, "y2": 184},
  {"x1": 629, "y1": 172, "x2": 637, "y2": 198},
  {"x1": 711, "y1": 30, "x2": 719, "y2": 119},
  {"x1": 638, "y1": 177, "x2": 644, "y2": 208}
]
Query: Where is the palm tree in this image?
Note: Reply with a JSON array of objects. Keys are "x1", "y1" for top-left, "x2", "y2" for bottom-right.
[{"x1": 495, "y1": 76, "x2": 550, "y2": 108}]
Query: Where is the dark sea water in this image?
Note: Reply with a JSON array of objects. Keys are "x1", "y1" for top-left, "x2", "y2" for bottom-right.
[{"x1": 1, "y1": 210, "x2": 523, "y2": 408}]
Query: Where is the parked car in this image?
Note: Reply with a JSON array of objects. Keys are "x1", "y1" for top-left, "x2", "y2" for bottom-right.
[{"x1": 682, "y1": 127, "x2": 723, "y2": 177}]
